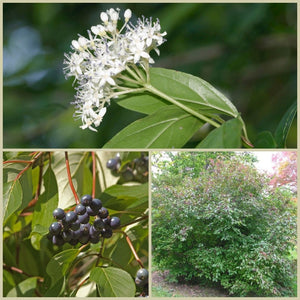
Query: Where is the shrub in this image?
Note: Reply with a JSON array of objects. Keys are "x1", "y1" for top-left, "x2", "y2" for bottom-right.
[{"x1": 152, "y1": 157, "x2": 296, "y2": 296}]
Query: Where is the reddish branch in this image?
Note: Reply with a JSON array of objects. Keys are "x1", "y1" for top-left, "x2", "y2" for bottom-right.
[
  {"x1": 92, "y1": 152, "x2": 96, "y2": 198},
  {"x1": 65, "y1": 152, "x2": 80, "y2": 204},
  {"x1": 117, "y1": 231, "x2": 144, "y2": 268},
  {"x1": 3, "y1": 263, "x2": 44, "y2": 282}
]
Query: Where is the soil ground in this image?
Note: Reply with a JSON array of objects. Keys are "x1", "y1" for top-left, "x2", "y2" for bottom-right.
[{"x1": 152, "y1": 270, "x2": 229, "y2": 297}]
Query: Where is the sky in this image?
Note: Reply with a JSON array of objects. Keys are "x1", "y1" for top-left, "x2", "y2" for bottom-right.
[{"x1": 253, "y1": 151, "x2": 277, "y2": 173}]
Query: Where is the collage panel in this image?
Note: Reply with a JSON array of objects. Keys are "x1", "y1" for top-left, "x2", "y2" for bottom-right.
[
  {"x1": 151, "y1": 151, "x2": 297, "y2": 297},
  {"x1": 3, "y1": 151, "x2": 149, "y2": 297},
  {"x1": 3, "y1": 3, "x2": 297, "y2": 149}
]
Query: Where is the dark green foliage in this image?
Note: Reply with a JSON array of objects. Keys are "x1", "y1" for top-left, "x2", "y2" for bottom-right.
[
  {"x1": 152, "y1": 155, "x2": 296, "y2": 296},
  {"x1": 3, "y1": 151, "x2": 148, "y2": 297}
]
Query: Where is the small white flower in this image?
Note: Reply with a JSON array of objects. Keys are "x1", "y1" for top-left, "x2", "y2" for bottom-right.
[
  {"x1": 124, "y1": 9, "x2": 132, "y2": 21},
  {"x1": 91, "y1": 107, "x2": 107, "y2": 127},
  {"x1": 100, "y1": 12, "x2": 108, "y2": 23},
  {"x1": 64, "y1": 7, "x2": 167, "y2": 131}
]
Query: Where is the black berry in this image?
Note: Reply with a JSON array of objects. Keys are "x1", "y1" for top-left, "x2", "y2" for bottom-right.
[
  {"x1": 52, "y1": 235, "x2": 65, "y2": 246},
  {"x1": 101, "y1": 226, "x2": 113, "y2": 238},
  {"x1": 78, "y1": 212, "x2": 90, "y2": 224},
  {"x1": 49, "y1": 222, "x2": 62, "y2": 235},
  {"x1": 75, "y1": 204, "x2": 86, "y2": 215},
  {"x1": 136, "y1": 268, "x2": 148, "y2": 281},
  {"x1": 65, "y1": 211, "x2": 77, "y2": 224},
  {"x1": 98, "y1": 207, "x2": 109, "y2": 219},
  {"x1": 110, "y1": 216, "x2": 121, "y2": 229},
  {"x1": 94, "y1": 218, "x2": 105, "y2": 230},
  {"x1": 53, "y1": 208, "x2": 65, "y2": 220},
  {"x1": 81, "y1": 194, "x2": 92, "y2": 206},
  {"x1": 90, "y1": 198, "x2": 102, "y2": 211},
  {"x1": 86, "y1": 206, "x2": 98, "y2": 216},
  {"x1": 106, "y1": 158, "x2": 120, "y2": 170}
]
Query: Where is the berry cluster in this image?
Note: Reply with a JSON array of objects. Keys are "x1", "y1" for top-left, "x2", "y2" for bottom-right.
[
  {"x1": 135, "y1": 268, "x2": 148, "y2": 294},
  {"x1": 106, "y1": 153, "x2": 148, "y2": 183},
  {"x1": 47, "y1": 195, "x2": 120, "y2": 246}
]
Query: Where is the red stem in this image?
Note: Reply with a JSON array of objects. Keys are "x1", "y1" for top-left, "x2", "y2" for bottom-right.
[
  {"x1": 117, "y1": 231, "x2": 144, "y2": 268},
  {"x1": 92, "y1": 152, "x2": 96, "y2": 198},
  {"x1": 65, "y1": 152, "x2": 80, "y2": 205}
]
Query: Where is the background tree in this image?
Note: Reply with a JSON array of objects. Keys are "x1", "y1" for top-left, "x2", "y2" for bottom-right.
[
  {"x1": 269, "y1": 151, "x2": 297, "y2": 194},
  {"x1": 152, "y1": 153, "x2": 297, "y2": 296}
]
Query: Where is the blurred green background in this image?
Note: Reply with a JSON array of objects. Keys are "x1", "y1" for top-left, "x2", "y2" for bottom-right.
[{"x1": 3, "y1": 3, "x2": 297, "y2": 148}]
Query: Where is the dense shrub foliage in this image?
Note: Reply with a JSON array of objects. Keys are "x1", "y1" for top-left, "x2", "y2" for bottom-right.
[{"x1": 152, "y1": 156, "x2": 297, "y2": 296}]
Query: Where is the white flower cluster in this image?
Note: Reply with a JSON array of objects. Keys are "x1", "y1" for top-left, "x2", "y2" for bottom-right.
[{"x1": 63, "y1": 8, "x2": 167, "y2": 131}]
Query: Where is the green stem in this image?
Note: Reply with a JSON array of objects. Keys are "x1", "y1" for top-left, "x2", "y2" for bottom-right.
[
  {"x1": 144, "y1": 84, "x2": 221, "y2": 128},
  {"x1": 131, "y1": 64, "x2": 146, "y2": 82},
  {"x1": 125, "y1": 65, "x2": 144, "y2": 83}
]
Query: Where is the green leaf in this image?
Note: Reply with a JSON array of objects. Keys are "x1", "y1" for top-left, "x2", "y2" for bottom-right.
[
  {"x1": 103, "y1": 105, "x2": 203, "y2": 148},
  {"x1": 90, "y1": 266, "x2": 136, "y2": 297},
  {"x1": 102, "y1": 183, "x2": 148, "y2": 211},
  {"x1": 44, "y1": 276, "x2": 66, "y2": 296},
  {"x1": 254, "y1": 131, "x2": 277, "y2": 148},
  {"x1": 46, "y1": 249, "x2": 79, "y2": 287},
  {"x1": 116, "y1": 68, "x2": 239, "y2": 117},
  {"x1": 31, "y1": 166, "x2": 59, "y2": 249},
  {"x1": 52, "y1": 152, "x2": 87, "y2": 209},
  {"x1": 197, "y1": 118, "x2": 243, "y2": 148},
  {"x1": 95, "y1": 152, "x2": 121, "y2": 193},
  {"x1": 7, "y1": 277, "x2": 38, "y2": 297},
  {"x1": 3, "y1": 180, "x2": 23, "y2": 225},
  {"x1": 274, "y1": 101, "x2": 297, "y2": 148}
]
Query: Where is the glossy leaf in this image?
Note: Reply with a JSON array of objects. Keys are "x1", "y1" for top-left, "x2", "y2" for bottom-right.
[
  {"x1": 116, "y1": 68, "x2": 239, "y2": 118},
  {"x1": 274, "y1": 101, "x2": 297, "y2": 148},
  {"x1": 52, "y1": 152, "x2": 87, "y2": 209},
  {"x1": 90, "y1": 266, "x2": 136, "y2": 297},
  {"x1": 197, "y1": 118, "x2": 243, "y2": 148},
  {"x1": 3, "y1": 180, "x2": 23, "y2": 225},
  {"x1": 7, "y1": 277, "x2": 38, "y2": 297},
  {"x1": 254, "y1": 131, "x2": 277, "y2": 148},
  {"x1": 103, "y1": 105, "x2": 203, "y2": 148},
  {"x1": 31, "y1": 166, "x2": 59, "y2": 249},
  {"x1": 46, "y1": 249, "x2": 79, "y2": 287}
]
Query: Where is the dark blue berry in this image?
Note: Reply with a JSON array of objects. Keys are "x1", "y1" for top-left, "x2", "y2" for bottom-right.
[
  {"x1": 81, "y1": 195, "x2": 92, "y2": 206},
  {"x1": 49, "y1": 222, "x2": 62, "y2": 235},
  {"x1": 69, "y1": 239, "x2": 78, "y2": 246},
  {"x1": 90, "y1": 198, "x2": 102, "y2": 211},
  {"x1": 89, "y1": 226, "x2": 101, "y2": 237},
  {"x1": 65, "y1": 211, "x2": 77, "y2": 224},
  {"x1": 106, "y1": 158, "x2": 119, "y2": 170},
  {"x1": 78, "y1": 233, "x2": 89, "y2": 244},
  {"x1": 86, "y1": 206, "x2": 98, "y2": 216},
  {"x1": 53, "y1": 208, "x2": 65, "y2": 220},
  {"x1": 73, "y1": 229, "x2": 82, "y2": 239},
  {"x1": 101, "y1": 226, "x2": 113, "y2": 238},
  {"x1": 62, "y1": 230, "x2": 73, "y2": 242},
  {"x1": 78, "y1": 212, "x2": 90, "y2": 224},
  {"x1": 75, "y1": 204, "x2": 86, "y2": 215},
  {"x1": 80, "y1": 223, "x2": 91, "y2": 234},
  {"x1": 102, "y1": 217, "x2": 111, "y2": 226},
  {"x1": 110, "y1": 216, "x2": 121, "y2": 229},
  {"x1": 70, "y1": 220, "x2": 80, "y2": 231},
  {"x1": 136, "y1": 268, "x2": 148, "y2": 281},
  {"x1": 90, "y1": 235, "x2": 100, "y2": 244},
  {"x1": 94, "y1": 218, "x2": 105, "y2": 230},
  {"x1": 98, "y1": 207, "x2": 109, "y2": 219},
  {"x1": 52, "y1": 235, "x2": 64, "y2": 246}
]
